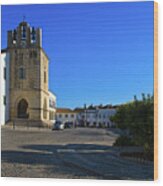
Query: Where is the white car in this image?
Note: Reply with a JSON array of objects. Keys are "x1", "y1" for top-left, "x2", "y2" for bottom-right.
[{"x1": 52, "y1": 121, "x2": 65, "y2": 130}]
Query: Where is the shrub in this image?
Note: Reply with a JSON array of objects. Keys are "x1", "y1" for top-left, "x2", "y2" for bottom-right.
[{"x1": 113, "y1": 136, "x2": 135, "y2": 146}]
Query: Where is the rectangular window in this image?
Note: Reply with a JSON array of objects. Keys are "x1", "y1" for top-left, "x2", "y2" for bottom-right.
[
  {"x1": 49, "y1": 100, "x2": 56, "y2": 108},
  {"x1": 13, "y1": 29, "x2": 17, "y2": 44},
  {"x1": 3, "y1": 96, "x2": 6, "y2": 105},
  {"x1": 31, "y1": 27, "x2": 36, "y2": 42},
  {"x1": 33, "y1": 51, "x2": 37, "y2": 58},
  {"x1": 19, "y1": 68, "x2": 25, "y2": 79},
  {"x1": 21, "y1": 26, "x2": 26, "y2": 40},
  {"x1": 4, "y1": 67, "x2": 6, "y2": 80},
  {"x1": 44, "y1": 71, "x2": 46, "y2": 83}
]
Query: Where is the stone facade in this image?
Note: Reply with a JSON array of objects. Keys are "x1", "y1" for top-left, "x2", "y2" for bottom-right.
[{"x1": 5, "y1": 21, "x2": 56, "y2": 126}]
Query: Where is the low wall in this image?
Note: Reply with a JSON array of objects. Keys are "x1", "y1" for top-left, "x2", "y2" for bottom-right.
[{"x1": 6, "y1": 119, "x2": 53, "y2": 128}]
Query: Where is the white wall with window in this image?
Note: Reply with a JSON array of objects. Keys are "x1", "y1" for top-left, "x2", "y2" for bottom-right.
[
  {"x1": 84, "y1": 109, "x2": 97, "y2": 127},
  {"x1": 48, "y1": 91, "x2": 56, "y2": 122},
  {"x1": 56, "y1": 109, "x2": 78, "y2": 126},
  {"x1": 97, "y1": 108, "x2": 116, "y2": 127},
  {"x1": 0, "y1": 51, "x2": 10, "y2": 125},
  {"x1": 77, "y1": 108, "x2": 116, "y2": 127}
]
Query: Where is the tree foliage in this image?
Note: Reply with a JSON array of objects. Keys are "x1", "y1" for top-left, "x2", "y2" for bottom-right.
[{"x1": 110, "y1": 94, "x2": 154, "y2": 161}]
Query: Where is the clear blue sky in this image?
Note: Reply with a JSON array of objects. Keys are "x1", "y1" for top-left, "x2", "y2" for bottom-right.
[{"x1": 1, "y1": 2, "x2": 154, "y2": 108}]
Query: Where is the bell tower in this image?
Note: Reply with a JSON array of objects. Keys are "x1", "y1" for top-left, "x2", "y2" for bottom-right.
[
  {"x1": 7, "y1": 21, "x2": 50, "y2": 126},
  {"x1": 7, "y1": 21, "x2": 42, "y2": 49}
]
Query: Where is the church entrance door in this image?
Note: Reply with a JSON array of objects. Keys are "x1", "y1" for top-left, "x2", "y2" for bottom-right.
[{"x1": 17, "y1": 99, "x2": 29, "y2": 118}]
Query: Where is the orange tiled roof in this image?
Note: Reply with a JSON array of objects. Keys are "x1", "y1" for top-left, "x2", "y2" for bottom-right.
[{"x1": 56, "y1": 108, "x2": 77, "y2": 113}]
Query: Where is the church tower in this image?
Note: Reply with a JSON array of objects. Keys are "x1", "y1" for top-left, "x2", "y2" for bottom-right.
[{"x1": 7, "y1": 21, "x2": 52, "y2": 126}]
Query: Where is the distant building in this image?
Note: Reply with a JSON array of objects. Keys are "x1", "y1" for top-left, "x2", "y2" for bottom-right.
[
  {"x1": 1, "y1": 21, "x2": 56, "y2": 126},
  {"x1": 77, "y1": 105, "x2": 117, "y2": 127},
  {"x1": 56, "y1": 105, "x2": 117, "y2": 128},
  {"x1": 56, "y1": 108, "x2": 78, "y2": 126},
  {"x1": 96, "y1": 108, "x2": 116, "y2": 127}
]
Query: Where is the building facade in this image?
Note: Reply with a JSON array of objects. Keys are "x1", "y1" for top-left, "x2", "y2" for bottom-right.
[
  {"x1": 56, "y1": 105, "x2": 117, "y2": 128},
  {"x1": 77, "y1": 106, "x2": 116, "y2": 127},
  {"x1": 56, "y1": 108, "x2": 78, "y2": 126},
  {"x1": 1, "y1": 21, "x2": 56, "y2": 126},
  {"x1": 0, "y1": 50, "x2": 10, "y2": 125},
  {"x1": 49, "y1": 91, "x2": 57, "y2": 122}
]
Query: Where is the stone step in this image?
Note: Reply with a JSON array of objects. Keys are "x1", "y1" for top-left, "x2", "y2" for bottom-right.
[{"x1": 5, "y1": 119, "x2": 53, "y2": 128}]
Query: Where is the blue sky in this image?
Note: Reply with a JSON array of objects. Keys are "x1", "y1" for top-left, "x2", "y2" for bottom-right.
[{"x1": 1, "y1": 2, "x2": 154, "y2": 108}]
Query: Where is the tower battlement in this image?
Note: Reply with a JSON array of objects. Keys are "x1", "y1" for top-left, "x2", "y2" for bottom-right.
[{"x1": 7, "y1": 21, "x2": 42, "y2": 49}]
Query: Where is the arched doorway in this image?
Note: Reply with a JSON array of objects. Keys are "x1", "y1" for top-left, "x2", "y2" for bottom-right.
[{"x1": 17, "y1": 99, "x2": 29, "y2": 118}]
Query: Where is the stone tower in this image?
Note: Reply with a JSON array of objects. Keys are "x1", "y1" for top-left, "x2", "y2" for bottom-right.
[{"x1": 7, "y1": 21, "x2": 50, "y2": 126}]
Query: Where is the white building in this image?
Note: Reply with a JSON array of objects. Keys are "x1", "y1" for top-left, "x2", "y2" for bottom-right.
[
  {"x1": 56, "y1": 105, "x2": 117, "y2": 128},
  {"x1": 96, "y1": 108, "x2": 116, "y2": 127},
  {"x1": 56, "y1": 108, "x2": 78, "y2": 126},
  {"x1": 76, "y1": 105, "x2": 117, "y2": 127},
  {"x1": 48, "y1": 91, "x2": 57, "y2": 122},
  {"x1": 0, "y1": 50, "x2": 10, "y2": 125}
]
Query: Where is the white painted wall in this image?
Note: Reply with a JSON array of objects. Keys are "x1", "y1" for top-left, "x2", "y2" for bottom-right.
[
  {"x1": 0, "y1": 52, "x2": 10, "y2": 125},
  {"x1": 97, "y1": 108, "x2": 116, "y2": 127},
  {"x1": 56, "y1": 112, "x2": 78, "y2": 125},
  {"x1": 77, "y1": 108, "x2": 116, "y2": 127},
  {"x1": 48, "y1": 91, "x2": 56, "y2": 121}
]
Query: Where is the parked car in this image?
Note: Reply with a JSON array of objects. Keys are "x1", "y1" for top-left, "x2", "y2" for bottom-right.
[
  {"x1": 52, "y1": 121, "x2": 65, "y2": 130},
  {"x1": 64, "y1": 122, "x2": 74, "y2": 129}
]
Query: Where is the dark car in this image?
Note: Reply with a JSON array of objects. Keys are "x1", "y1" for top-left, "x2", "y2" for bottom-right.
[{"x1": 64, "y1": 122, "x2": 74, "y2": 129}]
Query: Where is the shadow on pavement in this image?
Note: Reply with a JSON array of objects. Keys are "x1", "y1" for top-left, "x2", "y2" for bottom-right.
[
  {"x1": 1, "y1": 144, "x2": 153, "y2": 180},
  {"x1": 1, "y1": 144, "x2": 116, "y2": 167}
]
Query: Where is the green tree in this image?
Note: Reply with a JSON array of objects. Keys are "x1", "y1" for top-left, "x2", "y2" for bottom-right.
[{"x1": 111, "y1": 94, "x2": 154, "y2": 161}]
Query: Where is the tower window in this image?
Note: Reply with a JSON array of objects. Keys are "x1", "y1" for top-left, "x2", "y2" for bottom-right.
[
  {"x1": 43, "y1": 99, "x2": 47, "y2": 119},
  {"x1": 33, "y1": 51, "x2": 37, "y2": 58},
  {"x1": 19, "y1": 67, "x2": 26, "y2": 79},
  {"x1": 29, "y1": 51, "x2": 37, "y2": 58},
  {"x1": 31, "y1": 27, "x2": 36, "y2": 43},
  {"x1": 13, "y1": 29, "x2": 17, "y2": 44},
  {"x1": 21, "y1": 26, "x2": 26, "y2": 40},
  {"x1": 44, "y1": 71, "x2": 46, "y2": 83}
]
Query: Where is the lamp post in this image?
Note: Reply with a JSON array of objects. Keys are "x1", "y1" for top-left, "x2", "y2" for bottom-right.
[{"x1": 84, "y1": 104, "x2": 87, "y2": 127}]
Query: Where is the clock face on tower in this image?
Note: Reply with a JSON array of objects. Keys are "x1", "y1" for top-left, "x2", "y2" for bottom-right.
[{"x1": 21, "y1": 40, "x2": 26, "y2": 48}]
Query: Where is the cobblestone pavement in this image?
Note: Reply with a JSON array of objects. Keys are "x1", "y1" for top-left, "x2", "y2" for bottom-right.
[{"x1": 1, "y1": 127, "x2": 154, "y2": 180}]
